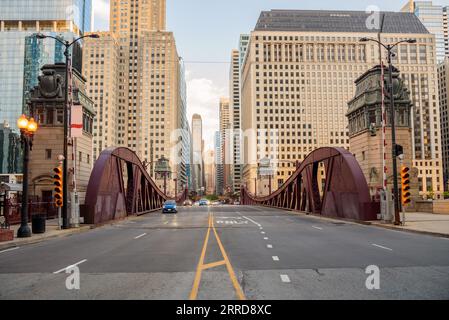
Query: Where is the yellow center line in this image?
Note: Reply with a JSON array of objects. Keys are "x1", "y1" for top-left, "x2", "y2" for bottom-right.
[
  {"x1": 211, "y1": 213, "x2": 246, "y2": 300},
  {"x1": 201, "y1": 260, "x2": 226, "y2": 270},
  {"x1": 189, "y1": 213, "x2": 212, "y2": 300},
  {"x1": 190, "y1": 210, "x2": 246, "y2": 300}
]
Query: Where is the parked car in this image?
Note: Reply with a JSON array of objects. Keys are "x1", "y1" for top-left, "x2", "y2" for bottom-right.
[
  {"x1": 199, "y1": 199, "x2": 208, "y2": 206},
  {"x1": 183, "y1": 199, "x2": 193, "y2": 206},
  {"x1": 234, "y1": 201, "x2": 240, "y2": 205},
  {"x1": 162, "y1": 200, "x2": 178, "y2": 214}
]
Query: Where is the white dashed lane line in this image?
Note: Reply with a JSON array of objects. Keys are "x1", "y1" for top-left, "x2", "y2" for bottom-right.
[
  {"x1": 312, "y1": 226, "x2": 323, "y2": 230},
  {"x1": 134, "y1": 233, "x2": 147, "y2": 239},
  {"x1": 372, "y1": 243, "x2": 393, "y2": 251},
  {"x1": 264, "y1": 237, "x2": 269, "y2": 240},
  {"x1": 267, "y1": 244, "x2": 273, "y2": 249},
  {"x1": 280, "y1": 275, "x2": 291, "y2": 283},
  {"x1": 261, "y1": 231, "x2": 265, "y2": 234},
  {"x1": 272, "y1": 256, "x2": 280, "y2": 261},
  {"x1": 0, "y1": 247, "x2": 20, "y2": 254},
  {"x1": 53, "y1": 259, "x2": 87, "y2": 274}
]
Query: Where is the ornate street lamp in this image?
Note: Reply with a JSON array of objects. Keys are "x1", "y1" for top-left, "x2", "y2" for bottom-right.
[
  {"x1": 17, "y1": 114, "x2": 38, "y2": 238},
  {"x1": 359, "y1": 37, "x2": 416, "y2": 225},
  {"x1": 35, "y1": 33, "x2": 99, "y2": 229}
]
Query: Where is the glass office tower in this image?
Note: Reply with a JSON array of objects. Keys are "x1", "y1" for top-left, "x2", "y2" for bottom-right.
[{"x1": 0, "y1": 0, "x2": 92, "y2": 173}]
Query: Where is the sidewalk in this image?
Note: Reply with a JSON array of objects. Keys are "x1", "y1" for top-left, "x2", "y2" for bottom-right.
[
  {"x1": 369, "y1": 212, "x2": 449, "y2": 238},
  {"x1": 0, "y1": 219, "x2": 93, "y2": 251}
]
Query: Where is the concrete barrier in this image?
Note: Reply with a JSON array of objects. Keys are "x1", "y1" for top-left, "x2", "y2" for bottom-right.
[{"x1": 414, "y1": 200, "x2": 449, "y2": 214}]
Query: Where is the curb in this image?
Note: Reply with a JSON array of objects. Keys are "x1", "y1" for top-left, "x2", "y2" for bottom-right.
[
  {"x1": 285, "y1": 209, "x2": 449, "y2": 238},
  {"x1": 0, "y1": 212, "x2": 157, "y2": 251},
  {"x1": 0, "y1": 225, "x2": 94, "y2": 251}
]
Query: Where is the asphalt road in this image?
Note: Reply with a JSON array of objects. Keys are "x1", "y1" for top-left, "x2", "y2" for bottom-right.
[{"x1": 1, "y1": 205, "x2": 449, "y2": 300}]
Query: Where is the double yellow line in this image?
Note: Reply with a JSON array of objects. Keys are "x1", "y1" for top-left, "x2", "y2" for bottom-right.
[{"x1": 189, "y1": 212, "x2": 246, "y2": 300}]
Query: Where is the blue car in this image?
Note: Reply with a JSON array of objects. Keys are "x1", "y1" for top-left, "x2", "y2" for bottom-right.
[
  {"x1": 199, "y1": 199, "x2": 208, "y2": 206},
  {"x1": 162, "y1": 200, "x2": 178, "y2": 214}
]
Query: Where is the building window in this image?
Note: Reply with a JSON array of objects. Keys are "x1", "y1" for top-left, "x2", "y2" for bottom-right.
[{"x1": 45, "y1": 149, "x2": 52, "y2": 160}]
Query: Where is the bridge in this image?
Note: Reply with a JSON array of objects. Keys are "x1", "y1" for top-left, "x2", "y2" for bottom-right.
[
  {"x1": 241, "y1": 147, "x2": 379, "y2": 221},
  {"x1": 84, "y1": 147, "x2": 188, "y2": 224},
  {"x1": 84, "y1": 146, "x2": 378, "y2": 225}
]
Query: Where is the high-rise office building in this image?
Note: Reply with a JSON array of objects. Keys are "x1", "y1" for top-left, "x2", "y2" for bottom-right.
[
  {"x1": 192, "y1": 114, "x2": 204, "y2": 194},
  {"x1": 219, "y1": 98, "x2": 232, "y2": 192},
  {"x1": 241, "y1": 10, "x2": 443, "y2": 198},
  {"x1": 214, "y1": 131, "x2": 223, "y2": 195},
  {"x1": 83, "y1": 32, "x2": 120, "y2": 161},
  {"x1": 439, "y1": 58, "x2": 449, "y2": 189},
  {"x1": 0, "y1": 0, "x2": 92, "y2": 173},
  {"x1": 402, "y1": 1, "x2": 448, "y2": 62},
  {"x1": 229, "y1": 49, "x2": 241, "y2": 192},
  {"x1": 106, "y1": 0, "x2": 186, "y2": 195},
  {"x1": 204, "y1": 149, "x2": 216, "y2": 195}
]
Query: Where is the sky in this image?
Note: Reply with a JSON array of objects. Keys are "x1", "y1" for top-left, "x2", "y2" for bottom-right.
[{"x1": 92, "y1": 0, "x2": 449, "y2": 149}]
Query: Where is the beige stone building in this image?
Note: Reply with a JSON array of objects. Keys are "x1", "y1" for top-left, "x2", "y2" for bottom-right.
[
  {"x1": 241, "y1": 10, "x2": 443, "y2": 198},
  {"x1": 219, "y1": 98, "x2": 232, "y2": 192},
  {"x1": 229, "y1": 49, "x2": 241, "y2": 192},
  {"x1": 28, "y1": 64, "x2": 95, "y2": 207},
  {"x1": 82, "y1": 32, "x2": 120, "y2": 161},
  {"x1": 204, "y1": 149, "x2": 216, "y2": 195},
  {"x1": 438, "y1": 58, "x2": 449, "y2": 189},
  {"x1": 84, "y1": 0, "x2": 185, "y2": 195}
]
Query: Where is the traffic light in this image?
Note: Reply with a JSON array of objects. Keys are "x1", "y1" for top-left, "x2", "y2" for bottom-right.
[
  {"x1": 401, "y1": 166, "x2": 411, "y2": 206},
  {"x1": 53, "y1": 166, "x2": 63, "y2": 207}
]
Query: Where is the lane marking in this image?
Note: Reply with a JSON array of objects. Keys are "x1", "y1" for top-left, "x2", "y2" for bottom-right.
[
  {"x1": 211, "y1": 214, "x2": 246, "y2": 300},
  {"x1": 267, "y1": 244, "x2": 273, "y2": 249},
  {"x1": 53, "y1": 259, "x2": 87, "y2": 274},
  {"x1": 190, "y1": 212, "x2": 246, "y2": 300},
  {"x1": 264, "y1": 237, "x2": 269, "y2": 240},
  {"x1": 134, "y1": 233, "x2": 147, "y2": 239},
  {"x1": 372, "y1": 243, "x2": 393, "y2": 251},
  {"x1": 312, "y1": 226, "x2": 323, "y2": 230},
  {"x1": 280, "y1": 275, "x2": 291, "y2": 283},
  {"x1": 0, "y1": 247, "x2": 19, "y2": 254},
  {"x1": 242, "y1": 215, "x2": 262, "y2": 227},
  {"x1": 272, "y1": 256, "x2": 280, "y2": 261},
  {"x1": 261, "y1": 231, "x2": 266, "y2": 234},
  {"x1": 201, "y1": 260, "x2": 226, "y2": 270},
  {"x1": 190, "y1": 214, "x2": 212, "y2": 300}
]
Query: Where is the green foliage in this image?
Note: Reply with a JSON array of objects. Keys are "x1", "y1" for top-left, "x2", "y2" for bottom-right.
[
  {"x1": 426, "y1": 189, "x2": 435, "y2": 200},
  {"x1": 205, "y1": 194, "x2": 219, "y2": 201}
]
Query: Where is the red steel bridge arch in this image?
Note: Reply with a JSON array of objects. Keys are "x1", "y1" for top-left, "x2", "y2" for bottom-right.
[
  {"x1": 84, "y1": 147, "x2": 187, "y2": 224},
  {"x1": 241, "y1": 147, "x2": 379, "y2": 221}
]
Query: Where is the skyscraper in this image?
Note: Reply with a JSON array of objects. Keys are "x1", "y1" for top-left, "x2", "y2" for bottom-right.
[
  {"x1": 82, "y1": 32, "x2": 120, "y2": 161},
  {"x1": 0, "y1": 0, "x2": 93, "y2": 173},
  {"x1": 103, "y1": 0, "x2": 186, "y2": 194},
  {"x1": 229, "y1": 49, "x2": 241, "y2": 192},
  {"x1": 241, "y1": 10, "x2": 443, "y2": 198},
  {"x1": 192, "y1": 114, "x2": 204, "y2": 194},
  {"x1": 438, "y1": 58, "x2": 449, "y2": 189},
  {"x1": 219, "y1": 98, "x2": 232, "y2": 192},
  {"x1": 214, "y1": 131, "x2": 223, "y2": 195},
  {"x1": 402, "y1": 1, "x2": 448, "y2": 62}
]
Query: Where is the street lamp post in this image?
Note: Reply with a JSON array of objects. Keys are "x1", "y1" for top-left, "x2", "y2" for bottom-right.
[
  {"x1": 17, "y1": 115, "x2": 38, "y2": 238},
  {"x1": 360, "y1": 37, "x2": 416, "y2": 225},
  {"x1": 36, "y1": 33, "x2": 99, "y2": 229}
]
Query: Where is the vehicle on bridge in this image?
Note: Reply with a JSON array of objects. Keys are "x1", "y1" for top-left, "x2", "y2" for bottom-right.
[{"x1": 162, "y1": 200, "x2": 177, "y2": 214}]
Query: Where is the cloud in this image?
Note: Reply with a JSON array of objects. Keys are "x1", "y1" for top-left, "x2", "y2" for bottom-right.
[
  {"x1": 93, "y1": 0, "x2": 110, "y2": 31},
  {"x1": 186, "y1": 75, "x2": 226, "y2": 151}
]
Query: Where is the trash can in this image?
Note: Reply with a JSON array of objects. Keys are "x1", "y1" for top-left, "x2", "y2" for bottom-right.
[{"x1": 32, "y1": 214, "x2": 46, "y2": 234}]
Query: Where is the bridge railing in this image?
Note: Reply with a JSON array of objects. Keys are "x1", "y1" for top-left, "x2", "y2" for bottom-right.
[
  {"x1": 84, "y1": 147, "x2": 188, "y2": 225},
  {"x1": 241, "y1": 147, "x2": 379, "y2": 221}
]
